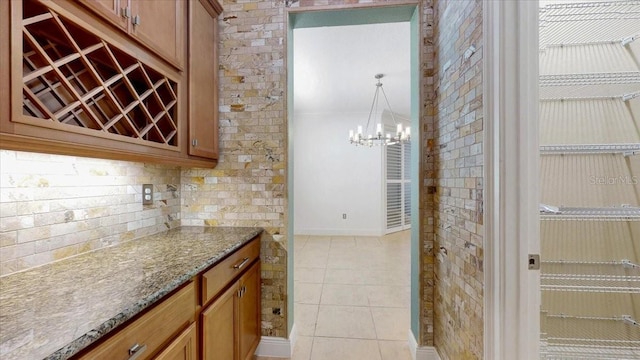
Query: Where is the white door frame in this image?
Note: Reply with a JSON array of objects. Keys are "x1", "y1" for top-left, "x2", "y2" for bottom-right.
[{"x1": 483, "y1": 1, "x2": 541, "y2": 359}]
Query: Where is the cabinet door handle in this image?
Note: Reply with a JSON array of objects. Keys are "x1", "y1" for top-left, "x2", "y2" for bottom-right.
[
  {"x1": 121, "y1": 7, "x2": 131, "y2": 18},
  {"x1": 233, "y1": 257, "x2": 250, "y2": 270},
  {"x1": 133, "y1": 15, "x2": 141, "y2": 26},
  {"x1": 128, "y1": 343, "x2": 147, "y2": 360},
  {"x1": 192, "y1": 139, "x2": 198, "y2": 147}
]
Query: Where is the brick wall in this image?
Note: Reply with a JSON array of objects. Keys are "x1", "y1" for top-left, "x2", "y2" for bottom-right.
[
  {"x1": 432, "y1": 0, "x2": 484, "y2": 358},
  {"x1": 0, "y1": 150, "x2": 181, "y2": 276}
]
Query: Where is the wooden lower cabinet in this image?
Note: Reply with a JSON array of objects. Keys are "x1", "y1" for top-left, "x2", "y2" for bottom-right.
[
  {"x1": 201, "y1": 260, "x2": 261, "y2": 360},
  {"x1": 202, "y1": 284, "x2": 236, "y2": 360},
  {"x1": 75, "y1": 282, "x2": 196, "y2": 360},
  {"x1": 72, "y1": 238, "x2": 261, "y2": 360},
  {"x1": 155, "y1": 323, "x2": 197, "y2": 360},
  {"x1": 238, "y1": 261, "x2": 261, "y2": 360}
]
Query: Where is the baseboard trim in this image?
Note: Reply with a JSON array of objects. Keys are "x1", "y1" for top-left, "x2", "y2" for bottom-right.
[
  {"x1": 254, "y1": 325, "x2": 297, "y2": 358},
  {"x1": 408, "y1": 330, "x2": 442, "y2": 360},
  {"x1": 256, "y1": 327, "x2": 442, "y2": 359},
  {"x1": 294, "y1": 228, "x2": 384, "y2": 236},
  {"x1": 289, "y1": 324, "x2": 298, "y2": 356}
]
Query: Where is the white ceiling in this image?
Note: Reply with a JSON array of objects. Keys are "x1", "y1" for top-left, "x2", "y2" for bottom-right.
[{"x1": 293, "y1": 22, "x2": 411, "y2": 117}]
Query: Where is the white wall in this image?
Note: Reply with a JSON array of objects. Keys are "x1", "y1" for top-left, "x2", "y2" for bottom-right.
[{"x1": 293, "y1": 111, "x2": 384, "y2": 236}]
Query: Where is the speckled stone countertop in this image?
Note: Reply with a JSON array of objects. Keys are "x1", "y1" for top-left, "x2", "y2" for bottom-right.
[{"x1": 0, "y1": 226, "x2": 262, "y2": 360}]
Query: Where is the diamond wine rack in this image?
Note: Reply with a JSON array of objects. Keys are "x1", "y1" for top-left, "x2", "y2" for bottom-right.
[{"x1": 21, "y1": 1, "x2": 178, "y2": 147}]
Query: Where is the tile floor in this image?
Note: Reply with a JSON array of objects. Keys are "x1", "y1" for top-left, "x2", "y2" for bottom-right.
[{"x1": 258, "y1": 231, "x2": 412, "y2": 360}]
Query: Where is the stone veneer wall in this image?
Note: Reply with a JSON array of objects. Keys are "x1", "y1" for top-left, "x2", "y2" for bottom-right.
[
  {"x1": 178, "y1": 0, "x2": 438, "y2": 342},
  {"x1": 0, "y1": 150, "x2": 181, "y2": 276},
  {"x1": 432, "y1": 0, "x2": 484, "y2": 359},
  {"x1": 180, "y1": 0, "x2": 289, "y2": 337},
  {"x1": 422, "y1": 0, "x2": 437, "y2": 347}
]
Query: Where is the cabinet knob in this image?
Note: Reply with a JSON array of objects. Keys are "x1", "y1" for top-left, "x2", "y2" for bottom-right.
[
  {"x1": 192, "y1": 139, "x2": 198, "y2": 147},
  {"x1": 128, "y1": 343, "x2": 147, "y2": 360}
]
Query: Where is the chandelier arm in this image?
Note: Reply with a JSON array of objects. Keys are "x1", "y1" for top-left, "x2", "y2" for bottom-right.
[
  {"x1": 379, "y1": 85, "x2": 399, "y2": 128},
  {"x1": 365, "y1": 85, "x2": 380, "y2": 135}
]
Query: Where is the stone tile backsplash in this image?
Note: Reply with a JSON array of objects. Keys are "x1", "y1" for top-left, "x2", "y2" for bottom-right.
[{"x1": 0, "y1": 150, "x2": 181, "y2": 276}]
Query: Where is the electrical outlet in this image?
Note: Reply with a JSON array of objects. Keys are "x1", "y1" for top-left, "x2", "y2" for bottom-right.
[
  {"x1": 342, "y1": 213, "x2": 347, "y2": 220},
  {"x1": 142, "y1": 184, "x2": 153, "y2": 205}
]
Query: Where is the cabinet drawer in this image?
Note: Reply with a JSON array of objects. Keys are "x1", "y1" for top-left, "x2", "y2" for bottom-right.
[
  {"x1": 77, "y1": 282, "x2": 196, "y2": 360},
  {"x1": 202, "y1": 237, "x2": 260, "y2": 305}
]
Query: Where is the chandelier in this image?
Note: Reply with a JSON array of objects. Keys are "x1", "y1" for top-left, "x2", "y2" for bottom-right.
[{"x1": 348, "y1": 74, "x2": 410, "y2": 147}]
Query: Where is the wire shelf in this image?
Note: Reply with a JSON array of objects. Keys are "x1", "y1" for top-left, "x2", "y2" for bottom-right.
[
  {"x1": 540, "y1": 72, "x2": 640, "y2": 87},
  {"x1": 540, "y1": 144, "x2": 640, "y2": 155},
  {"x1": 542, "y1": 260, "x2": 640, "y2": 293},
  {"x1": 543, "y1": 260, "x2": 640, "y2": 271},
  {"x1": 541, "y1": 345, "x2": 640, "y2": 360},
  {"x1": 540, "y1": 92, "x2": 640, "y2": 101},
  {"x1": 540, "y1": 315, "x2": 640, "y2": 354},
  {"x1": 540, "y1": 207, "x2": 640, "y2": 221},
  {"x1": 541, "y1": 276, "x2": 640, "y2": 293}
]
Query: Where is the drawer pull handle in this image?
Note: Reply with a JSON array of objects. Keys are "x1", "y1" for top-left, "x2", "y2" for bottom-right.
[
  {"x1": 128, "y1": 343, "x2": 147, "y2": 360},
  {"x1": 233, "y1": 257, "x2": 250, "y2": 270}
]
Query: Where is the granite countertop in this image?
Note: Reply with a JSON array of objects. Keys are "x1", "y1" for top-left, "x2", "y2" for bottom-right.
[{"x1": 0, "y1": 226, "x2": 263, "y2": 360}]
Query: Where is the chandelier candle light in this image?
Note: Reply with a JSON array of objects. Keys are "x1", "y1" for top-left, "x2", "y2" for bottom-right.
[{"x1": 349, "y1": 74, "x2": 410, "y2": 147}]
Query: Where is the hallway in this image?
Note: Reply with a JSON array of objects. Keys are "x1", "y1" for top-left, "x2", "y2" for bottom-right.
[{"x1": 287, "y1": 231, "x2": 412, "y2": 359}]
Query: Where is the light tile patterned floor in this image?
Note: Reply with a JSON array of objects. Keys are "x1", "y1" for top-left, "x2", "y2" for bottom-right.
[{"x1": 258, "y1": 231, "x2": 412, "y2": 360}]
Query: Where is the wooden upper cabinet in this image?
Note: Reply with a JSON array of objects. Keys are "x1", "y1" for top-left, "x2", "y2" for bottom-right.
[
  {"x1": 1, "y1": 0, "x2": 220, "y2": 168},
  {"x1": 188, "y1": 0, "x2": 222, "y2": 160},
  {"x1": 78, "y1": 0, "x2": 128, "y2": 31},
  {"x1": 130, "y1": 0, "x2": 185, "y2": 69},
  {"x1": 78, "y1": 0, "x2": 185, "y2": 69}
]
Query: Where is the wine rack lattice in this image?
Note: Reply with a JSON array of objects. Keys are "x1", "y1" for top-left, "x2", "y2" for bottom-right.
[{"x1": 21, "y1": 1, "x2": 178, "y2": 147}]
